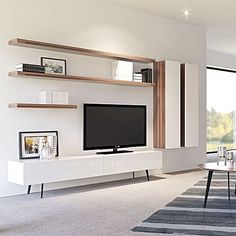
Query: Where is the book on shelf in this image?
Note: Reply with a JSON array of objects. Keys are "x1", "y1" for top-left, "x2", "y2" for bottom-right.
[
  {"x1": 141, "y1": 68, "x2": 152, "y2": 83},
  {"x1": 133, "y1": 72, "x2": 143, "y2": 82},
  {"x1": 16, "y1": 63, "x2": 45, "y2": 73},
  {"x1": 133, "y1": 79, "x2": 142, "y2": 82},
  {"x1": 133, "y1": 72, "x2": 142, "y2": 76}
]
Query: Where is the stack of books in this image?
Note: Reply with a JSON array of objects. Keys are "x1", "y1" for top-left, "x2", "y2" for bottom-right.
[
  {"x1": 133, "y1": 72, "x2": 143, "y2": 82},
  {"x1": 141, "y1": 68, "x2": 152, "y2": 83},
  {"x1": 16, "y1": 63, "x2": 45, "y2": 73}
]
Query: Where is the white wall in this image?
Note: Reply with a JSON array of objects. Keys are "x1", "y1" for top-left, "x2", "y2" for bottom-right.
[
  {"x1": 0, "y1": 0, "x2": 206, "y2": 197},
  {"x1": 207, "y1": 50, "x2": 236, "y2": 70}
]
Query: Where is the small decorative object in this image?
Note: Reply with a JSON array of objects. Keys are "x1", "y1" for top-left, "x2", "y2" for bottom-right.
[
  {"x1": 52, "y1": 91, "x2": 68, "y2": 104},
  {"x1": 19, "y1": 131, "x2": 58, "y2": 159},
  {"x1": 112, "y1": 60, "x2": 133, "y2": 81},
  {"x1": 217, "y1": 146, "x2": 227, "y2": 165},
  {"x1": 40, "y1": 141, "x2": 55, "y2": 160},
  {"x1": 41, "y1": 57, "x2": 66, "y2": 75},
  {"x1": 39, "y1": 91, "x2": 68, "y2": 104},
  {"x1": 226, "y1": 151, "x2": 234, "y2": 167},
  {"x1": 39, "y1": 91, "x2": 52, "y2": 104}
]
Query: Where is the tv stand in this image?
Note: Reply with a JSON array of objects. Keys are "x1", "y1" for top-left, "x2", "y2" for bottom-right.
[
  {"x1": 96, "y1": 148, "x2": 133, "y2": 155},
  {"x1": 8, "y1": 150, "x2": 162, "y2": 198}
]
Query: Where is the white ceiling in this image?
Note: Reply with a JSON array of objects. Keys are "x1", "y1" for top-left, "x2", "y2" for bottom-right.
[{"x1": 105, "y1": 0, "x2": 236, "y2": 56}]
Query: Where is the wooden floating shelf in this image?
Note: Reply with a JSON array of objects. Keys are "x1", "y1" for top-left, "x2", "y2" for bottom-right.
[
  {"x1": 9, "y1": 103, "x2": 78, "y2": 109},
  {"x1": 9, "y1": 71, "x2": 155, "y2": 87},
  {"x1": 9, "y1": 38, "x2": 155, "y2": 64}
]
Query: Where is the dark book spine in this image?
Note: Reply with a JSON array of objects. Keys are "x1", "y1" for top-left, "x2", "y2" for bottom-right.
[
  {"x1": 148, "y1": 69, "x2": 152, "y2": 83},
  {"x1": 141, "y1": 69, "x2": 152, "y2": 83},
  {"x1": 17, "y1": 64, "x2": 45, "y2": 73}
]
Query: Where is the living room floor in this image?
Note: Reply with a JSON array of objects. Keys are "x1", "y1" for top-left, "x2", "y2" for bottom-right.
[{"x1": 0, "y1": 170, "x2": 206, "y2": 236}]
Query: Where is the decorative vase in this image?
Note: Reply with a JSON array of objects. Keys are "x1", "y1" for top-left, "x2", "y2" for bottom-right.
[
  {"x1": 217, "y1": 146, "x2": 227, "y2": 165},
  {"x1": 226, "y1": 151, "x2": 234, "y2": 167},
  {"x1": 40, "y1": 141, "x2": 55, "y2": 160}
]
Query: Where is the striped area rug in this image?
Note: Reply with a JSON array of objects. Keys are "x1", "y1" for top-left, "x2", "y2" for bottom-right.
[{"x1": 132, "y1": 172, "x2": 236, "y2": 235}]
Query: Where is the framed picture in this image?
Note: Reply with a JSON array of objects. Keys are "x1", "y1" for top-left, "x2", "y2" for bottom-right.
[
  {"x1": 19, "y1": 131, "x2": 58, "y2": 160},
  {"x1": 41, "y1": 57, "x2": 66, "y2": 75}
]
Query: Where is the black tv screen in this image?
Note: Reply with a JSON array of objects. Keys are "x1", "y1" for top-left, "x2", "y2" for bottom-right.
[{"x1": 83, "y1": 104, "x2": 146, "y2": 151}]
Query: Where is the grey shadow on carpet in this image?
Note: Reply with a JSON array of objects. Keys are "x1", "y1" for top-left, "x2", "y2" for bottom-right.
[{"x1": 2, "y1": 175, "x2": 166, "y2": 200}]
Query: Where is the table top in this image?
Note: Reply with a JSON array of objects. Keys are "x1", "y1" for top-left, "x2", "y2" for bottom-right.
[{"x1": 199, "y1": 162, "x2": 236, "y2": 172}]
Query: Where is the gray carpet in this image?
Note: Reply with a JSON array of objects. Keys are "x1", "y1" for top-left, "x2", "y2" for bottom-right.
[
  {"x1": 132, "y1": 172, "x2": 236, "y2": 235},
  {"x1": 0, "y1": 170, "x2": 207, "y2": 236},
  {"x1": 1, "y1": 176, "x2": 170, "y2": 236}
]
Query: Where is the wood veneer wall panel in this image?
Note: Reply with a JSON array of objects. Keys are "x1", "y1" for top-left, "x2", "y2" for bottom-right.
[
  {"x1": 9, "y1": 38, "x2": 155, "y2": 64},
  {"x1": 9, "y1": 71, "x2": 155, "y2": 87},
  {"x1": 153, "y1": 61, "x2": 165, "y2": 148},
  {"x1": 159, "y1": 61, "x2": 166, "y2": 148},
  {"x1": 8, "y1": 103, "x2": 78, "y2": 109},
  {"x1": 181, "y1": 64, "x2": 185, "y2": 147},
  {"x1": 153, "y1": 62, "x2": 158, "y2": 147}
]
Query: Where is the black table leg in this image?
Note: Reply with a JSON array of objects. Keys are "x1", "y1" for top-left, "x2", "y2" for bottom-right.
[
  {"x1": 41, "y1": 183, "x2": 44, "y2": 199},
  {"x1": 132, "y1": 172, "x2": 135, "y2": 179},
  {"x1": 145, "y1": 169, "x2": 150, "y2": 181},
  {"x1": 27, "y1": 185, "x2": 31, "y2": 194},
  {"x1": 228, "y1": 172, "x2": 230, "y2": 202},
  {"x1": 204, "y1": 170, "x2": 213, "y2": 208}
]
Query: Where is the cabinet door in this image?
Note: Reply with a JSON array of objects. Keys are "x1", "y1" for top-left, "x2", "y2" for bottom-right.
[
  {"x1": 103, "y1": 151, "x2": 162, "y2": 175},
  {"x1": 23, "y1": 157, "x2": 104, "y2": 185},
  {"x1": 115, "y1": 152, "x2": 162, "y2": 173},
  {"x1": 165, "y1": 61, "x2": 181, "y2": 148},
  {"x1": 181, "y1": 63, "x2": 199, "y2": 147},
  {"x1": 153, "y1": 61, "x2": 180, "y2": 149}
]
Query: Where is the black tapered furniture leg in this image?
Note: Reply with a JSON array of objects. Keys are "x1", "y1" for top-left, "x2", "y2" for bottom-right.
[
  {"x1": 204, "y1": 170, "x2": 213, "y2": 208},
  {"x1": 145, "y1": 169, "x2": 150, "y2": 181},
  {"x1": 228, "y1": 172, "x2": 231, "y2": 202},
  {"x1": 132, "y1": 172, "x2": 135, "y2": 179},
  {"x1": 41, "y1": 183, "x2": 44, "y2": 199},
  {"x1": 27, "y1": 185, "x2": 31, "y2": 194}
]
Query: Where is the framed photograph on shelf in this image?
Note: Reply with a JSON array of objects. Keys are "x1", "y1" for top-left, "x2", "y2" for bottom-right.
[
  {"x1": 41, "y1": 57, "x2": 66, "y2": 75},
  {"x1": 19, "y1": 131, "x2": 58, "y2": 160}
]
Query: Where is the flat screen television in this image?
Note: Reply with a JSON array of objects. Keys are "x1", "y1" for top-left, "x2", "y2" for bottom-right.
[{"x1": 83, "y1": 104, "x2": 146, "y2": 154}]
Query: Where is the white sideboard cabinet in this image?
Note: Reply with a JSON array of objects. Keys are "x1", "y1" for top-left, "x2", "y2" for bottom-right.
[{"x1": 8, "y1": 150, "x2": 162, "y2": 198}]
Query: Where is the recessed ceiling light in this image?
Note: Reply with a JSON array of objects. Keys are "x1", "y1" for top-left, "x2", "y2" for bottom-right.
[{"x1": 182, "y1": 8, "x2": 191, "y2": 19}]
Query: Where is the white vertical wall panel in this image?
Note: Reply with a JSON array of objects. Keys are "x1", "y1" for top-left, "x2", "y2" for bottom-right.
[
  {"x1": 184, "y1": 64, "x2": 199, "y2": 147},
  {"x1": 165, "y1": 61, "x2": 181, "y2": 149}
]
